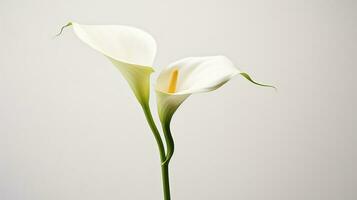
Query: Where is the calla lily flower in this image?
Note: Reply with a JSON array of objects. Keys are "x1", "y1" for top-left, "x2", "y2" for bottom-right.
[
  {"x1": 59, "y1": 22, "x2": 274, "y2": 200},
  {"x1": 60, "y1": 22, "x2": 157, "y2": 105},
  {"x1": 156, "y1": 55, "x2": 274, "y2": 124},
  {"x1": 156, "y1": 56, "x2": 274, "y2": 164}
]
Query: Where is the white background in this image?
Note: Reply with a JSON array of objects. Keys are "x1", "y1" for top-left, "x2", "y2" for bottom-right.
[{"x1": 1, "y1": 0, "x2": 356, "y2": 199}]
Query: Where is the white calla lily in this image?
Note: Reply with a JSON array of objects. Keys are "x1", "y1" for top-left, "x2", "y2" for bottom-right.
[
  {"x1": 60, "y1": 22, "x2": 157, "y2": 104},
  {"x1": 156, "y1": 56, "x2": 238, "y2": 95},
  {"x1": 61, "y1": 22, "x2": 168, "y2": 188},
  {"x1": 156, "y1": 56, "x2": 273, "y2": 124},
  {"x1": 156, "y1": 56, "x2": 274, "y2": 164}
]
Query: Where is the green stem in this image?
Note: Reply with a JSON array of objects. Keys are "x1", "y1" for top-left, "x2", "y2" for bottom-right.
[
  {"x1": 161, "y1": 163, "x2": 171, "y2": 200},
  {"x1": 141, "y1": 103, "x2": 166, "y2": 161},
  {"x1": 141, "y1": 103, "x2": 171, "y2": 200}
]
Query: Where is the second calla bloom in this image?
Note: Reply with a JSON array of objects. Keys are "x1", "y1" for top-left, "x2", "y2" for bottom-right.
[
  {"x1": 155, "y1": 56, "x2": 274, "y2": 164},
  {"x1": 156, "y1": 56, "x2": 273, "y2": 126}
]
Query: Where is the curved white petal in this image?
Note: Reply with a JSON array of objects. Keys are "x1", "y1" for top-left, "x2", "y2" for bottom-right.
[
  {"x1": 155, "y1": 56, "x2": 238, "y2": 124},
  {"x1": 156, "y1": 56, "x2": 239, "y2": 95},
  {"x1": 71, "y1": 22, "x2": 157, "y2": 67},
  {"x1": 65, "y1": 22, "x2": 157, "y2": 104}
]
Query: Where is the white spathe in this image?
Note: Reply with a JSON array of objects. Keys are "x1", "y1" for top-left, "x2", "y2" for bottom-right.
[
  {"x1": 155, "y1": 56, "x2": 240, "y2": 124},
  {"x1": 156, "y1": 56, "x2": 239, "y2": 95},
  {"x1": 71, "y1": 22, "x2": 157, "y2": 67},
  {"x1": 68, "y1": 22, "x2": 157, "y2": 104}
]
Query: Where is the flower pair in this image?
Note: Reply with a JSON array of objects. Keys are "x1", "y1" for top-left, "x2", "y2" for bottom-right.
[
  {"x1": 60, "y1": 22, "x2": 274, "y2": 164},
  {"x1": 60, "y1": 22, "x2": 274, "y2": 199},
  {"x1": 61, "y1": 21, "x2": 272, "y2": 122}
]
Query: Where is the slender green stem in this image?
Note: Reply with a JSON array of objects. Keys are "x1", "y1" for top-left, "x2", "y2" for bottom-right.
[
  {"x1": 141, "y1": 103, "x2": 171, "y2": 200},
  {"x1": 141, "y1": 103, "x2": 166, "y2": 161}
]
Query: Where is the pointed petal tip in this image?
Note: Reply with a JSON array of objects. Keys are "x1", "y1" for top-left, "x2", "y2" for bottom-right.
[
  {"x1": 54, "y1": 22, "x2": 73, "y2": 38},
  {"x1": 240, "y1": 72, "x2": 277, "y2": 91}
]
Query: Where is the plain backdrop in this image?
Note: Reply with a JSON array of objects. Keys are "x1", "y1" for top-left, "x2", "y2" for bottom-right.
[{"x1": 0, "y1": 0, "x2": 356, "y2": 199}]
